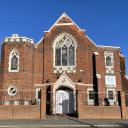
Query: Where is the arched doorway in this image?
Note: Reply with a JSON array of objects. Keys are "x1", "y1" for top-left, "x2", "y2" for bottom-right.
[{"x1": 55, "y1": 86, "x2": 74, "y2": 115}]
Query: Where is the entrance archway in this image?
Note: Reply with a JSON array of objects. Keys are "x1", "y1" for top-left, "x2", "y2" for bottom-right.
[{"x1": 55, "y1": 86, "x2": 74, "y2": 115}]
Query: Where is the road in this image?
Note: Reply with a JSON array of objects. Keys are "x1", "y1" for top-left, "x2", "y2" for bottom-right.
[{"x1": 0, "y1": 117, "x2": 128, "y2": 127}]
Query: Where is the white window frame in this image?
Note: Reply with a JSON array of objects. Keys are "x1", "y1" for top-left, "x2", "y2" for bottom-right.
[
  {"x1": 104, "y1": 52, "x2": 114, "y2": 68},
  {"x1": 87, "y1": 88, "x2": 94, "y2": 105},
  {"x1": 105, "y1": 75, "x2": 116, "y2": 87},
  {"x1": 8, "y1": 49, "x2": 19, "y2": 72},
  {"x1": 35, "y1": 88, "x2": 41, "y2": 99},
  {"x1": 107, "y1": 89, "x2": 116, "y2": 105},
  {"x1": 53, "y1": 33, "x2": 77, "y2": 69},
  {"x1": 35, "y1": 88, "x2": 41, "y2": 105}
]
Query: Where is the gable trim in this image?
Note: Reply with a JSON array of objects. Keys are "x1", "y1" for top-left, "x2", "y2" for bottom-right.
[
  {"x1": 55, "y1": 72, "x2": 75, "y2": 87},
  {"x1": 55, "y1": 23, "x2": 74, "y2": 26},
  {"x1": 85, "y1": 35, "x2": 96, "y2": 46},
  {"x1": 36, "y1": 37, "x2": 44, "y2": 48},
  {"x1": 45, "y1": 12, "x2": 83, "y2": 32}
]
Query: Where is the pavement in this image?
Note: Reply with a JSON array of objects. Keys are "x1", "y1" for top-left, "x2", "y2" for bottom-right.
[{"x1": 0, "y1": 117, "x2": 128, "y2": 128}]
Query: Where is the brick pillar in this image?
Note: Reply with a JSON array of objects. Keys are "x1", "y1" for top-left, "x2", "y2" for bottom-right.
[
  {"x1": 94, "y1": 53, "x2": 104, "y2": 105},
  {"x1": 121, "y1": 91, "x2": 126, "y2": 119},
  {"x1": 77, "y1": 90, "x2": 82, "y2": 119},
  {"x1": 40, "y1": 87, "x2": 46, "y2": 119}
]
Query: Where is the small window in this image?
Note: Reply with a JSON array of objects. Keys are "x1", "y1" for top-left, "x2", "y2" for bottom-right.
[
  {"x1": 9, "y1": 49, "x2": 19, "y2": 72},
  {"x1": 89, "y1": 90, "x2": 95, "y2": 100},
  {"x1": 11, "y1": 55, "x2": 18, "y2": 70},
  {"x1": 87, "y1": 89, "x2": 95, "y2": 105},
  {"x1": 106, "y1": 89, "x2": 116, "y2": 105},
  {"x1": 106, "y1": 56, "x2": 112, "y2": 66},
  {"x1": 36, "y1": 88, "x2": 41, "y2": 99},
  {"x1": 104, "y1": 52, "x2": 114, "y2": 67},
  {"x1": 108, "y1": 91, "x2": 114, "y2": 100}
]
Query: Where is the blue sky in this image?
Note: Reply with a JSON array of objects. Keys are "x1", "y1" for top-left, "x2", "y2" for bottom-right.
[{"x1": 0, "y1": 0, "x2": 128, "y2": 74}]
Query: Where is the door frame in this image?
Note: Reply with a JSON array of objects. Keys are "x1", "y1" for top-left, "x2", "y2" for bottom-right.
[
  {"x1": 53, "y1": 85, "x2": 76, "y2": 115},
  {"x1": 55, "y1": 87, "x2": 74, "y2": 114}
]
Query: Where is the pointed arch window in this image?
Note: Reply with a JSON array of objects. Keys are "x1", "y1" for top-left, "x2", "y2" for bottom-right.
[
  {"x1": 106, "y1": 56, "x2": 112, "y2": 66},
  {"x1": 54, "y1": 35, "x2": 76, "y2": 67},
  {"x1": 55, "y1": 48, "x2": 61, "y2": 66},
  {"x1": 69, "y1": 45, "x2": 75, "y2": 66},
  {"x1": 62, "y1": 45, "x2": 68, "y2": 66},
  {"x1": 9, "y1": 49, "x2": 19, "y2": 72}
]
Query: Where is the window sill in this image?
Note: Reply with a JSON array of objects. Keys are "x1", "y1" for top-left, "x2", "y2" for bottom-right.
[
  {"x1": 8, "y1": 70, "x2": 19, "y2": 73},
  {"x1": 87, "y1": 100, "x2": 94, "y2": 105}
]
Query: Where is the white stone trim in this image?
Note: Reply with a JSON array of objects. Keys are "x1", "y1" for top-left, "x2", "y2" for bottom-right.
[
  {"x1": 36, "y1": 37, "x2": 44, "y2": 48},
  {"x1": 105, "y1": 75, "x2": 116, "y2": 87},
  {"x1": 35, "y1": 88, "x2": 41, "y2": 99},
  {"x1": 85, "y1": 36, "x2": 120, "y2": 49},
  {"x1": 3, "y1": 34, "x2": 34, "y2": 44},
  {"x1": 75, "y1": 83, "x2": 93, "y2": 86},
  {"x1": 85, "y1": 35, "x2": 96, "y2": 46},
  {"x1": 55, "y1": 23, "x2": 74, "y2": 26},
  {"x1": 34, "y1": 84, "x2": 54, "y2": 87},
  {"x1": 125, "y1": 75, "x2": 128, "y2": 79},
  {"x1": 104, "y1": 51, "x2": 114, "y2": 67},
  {"x1": 7, "y1": 85, "x2": 17, "y2": 96},
  {"x1": 34, "y1": 83, "x2": 93, "y2": 87},
  {"x1": 14, "y1": 101, "x2": 19, "y2": 105},
  {"x1": 120, "y1": 53, "x2": 124, "y2": 57},
  {"x1": 97, "y1": 45, "x2": 120, "y2": 49},
  {"x1": 35, "y1": 88, "x2": 41, "y2": 105},
  {"x1": 24, "y1": 101, "x2": 30, "y2": 105},
  {"x1": 96, "y1": 74, "x2": 101, "y2": 79},
  {"x1": 4, "y1": 101, "x2": 10, "y2": 105},
  {"x1": 94, "y1": 52, "x2": 99, "y2": 56},
  {"x1": 53, "y1": 72, "x2": 76, "y2": 114},
  {"x1": 8, "y1": 49, "x2": 19, "y2": 72}
]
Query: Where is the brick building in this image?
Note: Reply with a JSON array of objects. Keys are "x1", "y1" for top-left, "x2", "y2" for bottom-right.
[{"x1": 0, "y1": 13, "x2": 127, "y2": 119}]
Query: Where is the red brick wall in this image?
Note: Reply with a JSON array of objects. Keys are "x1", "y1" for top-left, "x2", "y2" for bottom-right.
[
  {"x1": 1, "y1": 42, "x2": 35, "y2": 100},
  {"x1": 125, "y1": 107, "x2": 128, "y2": 119},
  {"x1": 0, "y1": 15, "x2": 126, "y2": 119},
  {"x1": 78, "y1": 106, "x2": 121, "y2": 119},
  {"x1": 35, "y1": 25, "x2": 96, "y2": 85},
  {"x1": 0, "y1": 105, "x2": 40, "y2": 119}
]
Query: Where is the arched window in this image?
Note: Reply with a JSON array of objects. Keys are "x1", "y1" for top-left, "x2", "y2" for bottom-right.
[
  {"x1": 9, "y1": 49, "x2": 19, "y2": 72},
  {"x1": 54, "y1": 34, "x2": 76, "y2": 67},
  {"x1": 62, "y1": 45, "x2": 68, "y2": 66},
  {"x1": 69, "y1": 45, "x2": 75, "y2": 66},
  {"x1": 106, "y1": 56, "x2": 112, "y2": 66}
]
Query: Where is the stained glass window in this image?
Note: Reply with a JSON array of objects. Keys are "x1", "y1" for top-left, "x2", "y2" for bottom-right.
[
  {"x1": 69, "y1": 45, "x2": 74, "y2": 66},
  {"x1": 62, "y1": 45, "x2": 68, "y2": 66},
  {"x1": 55, "y1": 35, "x2": 75, "y2": 66},
  {"x1": 55, "y1": 48, "x2": 61, "y2": 66}
]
